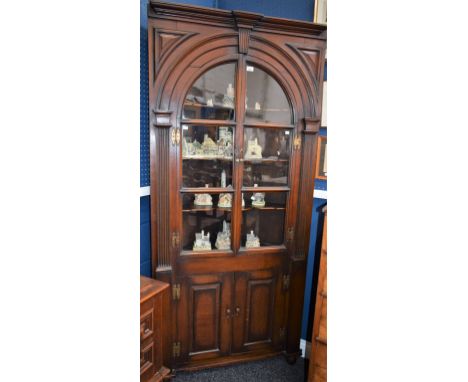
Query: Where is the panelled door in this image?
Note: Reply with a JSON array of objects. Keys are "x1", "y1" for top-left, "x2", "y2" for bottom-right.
[
  {"x1": 177, "y1": 273, "x2": 233, "y2": 363},
  {"x1": 232, "y1": 268, "x2": 285, "y2": 354}
]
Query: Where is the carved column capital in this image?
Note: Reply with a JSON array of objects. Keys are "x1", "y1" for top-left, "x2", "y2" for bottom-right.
[
  {"x1": 303, "y1": 117, "x2": 321, "y2": 134},
  {"x1": 152, "y1": 109, "x2": 173, "y2": 128}
]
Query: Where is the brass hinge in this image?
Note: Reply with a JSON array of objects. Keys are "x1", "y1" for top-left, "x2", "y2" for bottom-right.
[
  {"x1": 171, "y1": 127, "x2": 180, "y2": 145},
  {"x1": 172, "y1": 341, "x2": 181, "y2": 358},
  {"x1": 172, "y1": 284, "x2": 180, "y2": 301},
  {"x1": 283, "y1": 274, "x2": 290, "y2": 291},
  {"x1": 279, "y1": 327, "x2": 286, "y2": 339},
  {"x1": 287, "y1": 227, "x2": 294, "y2": 242},
  {"x1": 293, "y1": 136, "x2": 301, "y2": 150},
  {"x1": 172, "y1": 232, "x2": 180, "y2": 248}
]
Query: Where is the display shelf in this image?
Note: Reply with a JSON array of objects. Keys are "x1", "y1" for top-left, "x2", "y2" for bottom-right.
[
  {"x1": 180, "y1": 249, "x2": 234, "y2": 257},
  {"x1": 241, "y1": 186, "x2": 290, "y2": 192},
  {"x1": 182, "y1": 204, "x2": 286, "y2": 212},
  {"x1": 243, "y1": 158, "x2": 289, "y2": 163},
  {"x1": 180, "y1": 187, "x2": 235, "y2": 193},
  {"x1": 181, "y1": 119, "x2": 237, "y2": 126},
  {"x1": 243, "y1": 121, "x2": 294, "y2": 129},
  {"x1": 183, "y1": 156, "x2": 233, "y2": 161}
]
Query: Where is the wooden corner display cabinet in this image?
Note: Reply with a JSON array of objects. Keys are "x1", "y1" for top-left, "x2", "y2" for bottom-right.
[{"x1": 148, "y1": 1, "x2": 327, "y2": 372}]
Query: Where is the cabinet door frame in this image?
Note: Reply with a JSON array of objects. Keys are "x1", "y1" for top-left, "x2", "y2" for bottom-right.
[
  {"x1": 176, "y1": 273, "x2": 233, "y2": 364},
  {"x1": 232, "y1": 268, "x2": 285, "y2": 354}
]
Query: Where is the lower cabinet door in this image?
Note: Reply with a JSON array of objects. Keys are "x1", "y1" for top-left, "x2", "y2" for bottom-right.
[
  {"x1": 232, "y1": 269, "x2": 285, "y2": 353},
  {"x1": 177, "y1": 273, "x2": 233, "y2": 363}
]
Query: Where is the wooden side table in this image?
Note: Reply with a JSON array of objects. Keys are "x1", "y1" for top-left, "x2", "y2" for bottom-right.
[{"x1": 140, "y1": 276, "x2": 170, "y2": 381}]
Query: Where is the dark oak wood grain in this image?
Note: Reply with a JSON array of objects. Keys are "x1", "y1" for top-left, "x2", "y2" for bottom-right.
[{"x1": 148, "y1": 0, "x2": 326, "y2": 372}]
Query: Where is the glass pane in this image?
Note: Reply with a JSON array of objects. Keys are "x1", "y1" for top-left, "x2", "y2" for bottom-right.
[
  {"x1": 182, "y1": 194, "x2": 232, "y2": 251},
  {"x1": 183, "y1": 63, "x2": 236, "y2": 120},
  {"x1": 241, "y1": 192, "x2": 287, "y2": 247},
  {"x1": 182, "y1": 124, "x2": 234, "y2": 188},
  {"x1": 245, "y1": 65, "x2": 292, "y2": 124},
  {"x1": 243, "y1": 127, "x2": 291, "y2": 187}
]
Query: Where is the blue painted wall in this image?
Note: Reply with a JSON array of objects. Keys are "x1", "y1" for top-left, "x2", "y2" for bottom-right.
[
  {"x1": 140, "y1": 196, "x2": 152, "y2": 276},
  {"x1": 140, "y1": 0, "x2": 326, "y2": 340}
]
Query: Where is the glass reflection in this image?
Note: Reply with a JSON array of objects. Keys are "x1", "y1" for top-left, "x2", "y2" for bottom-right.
[
  {"x1": 183, "y1": 63, "x2": 236, "y2": 120},
  {"x1": 245, "y1": 65, "x2": 292, "y2": 124}
]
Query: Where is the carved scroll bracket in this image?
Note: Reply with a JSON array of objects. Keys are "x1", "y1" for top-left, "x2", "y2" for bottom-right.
[
  {"x1": 303, "y1": 117, "x2": 321, "y2": 135},
  {"x1": 233, "y1": 11, "x2": 263, "y2": 55}
]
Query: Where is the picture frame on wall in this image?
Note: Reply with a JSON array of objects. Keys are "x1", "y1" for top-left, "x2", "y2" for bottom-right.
[
  {"x1": 316, "y1": 136, "x2": 327, "y2": 180},
  {"x1": 314, "y1": 0, "x2": 327, "y2": 24}
]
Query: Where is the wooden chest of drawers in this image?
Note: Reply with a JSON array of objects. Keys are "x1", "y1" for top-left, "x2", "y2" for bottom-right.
[{"x1": 140, "y1": 276, "x2": 170, "y2": 382}]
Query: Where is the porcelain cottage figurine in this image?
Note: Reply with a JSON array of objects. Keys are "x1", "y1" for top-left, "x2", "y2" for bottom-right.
[
  {"x1": 215, "y1": 220, "x2": 231, "y2": 250},
  {"x1": 251, "y1": 192, "x2": 266, "y2": 207},
  {"x1": 193, "y1": 230, "x2": 212, "y2": 251},
  {"x1": 201, "y1": 134, "x2": 218, "y2": 157},
  {"x1": 244, "y1": 138, "x2": 263, "y2": 159},
  {"x1": 246, "y1": 230, "x2": 260, "y2": 248},
  {"x1": 218, "y1": 193, "x2": 232, "y2": 208},
  {"x1": 194, "y1": 193, "x2": 213, "y2": 206}
]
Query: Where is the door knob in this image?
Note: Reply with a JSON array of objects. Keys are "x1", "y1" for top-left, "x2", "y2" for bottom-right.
[
  {"x1": 235, "y1": 307, "x2": 240, "y2": 316},
  {"x1": 226, "y1": 308, "x2": 231, "y2": 318}
]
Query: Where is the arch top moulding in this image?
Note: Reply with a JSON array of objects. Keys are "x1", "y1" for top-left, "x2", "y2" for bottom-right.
[{"x1": 149, "y1": 1, "x2": 326, "y2": 118}]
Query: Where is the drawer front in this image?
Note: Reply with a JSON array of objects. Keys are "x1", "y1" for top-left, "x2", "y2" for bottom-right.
[
  {"x1": 140, "y1": 308, "x2": 154, "y2": 343},
  {"x1": 140, "y1": 340, "x2": 155, "y2": 377}
]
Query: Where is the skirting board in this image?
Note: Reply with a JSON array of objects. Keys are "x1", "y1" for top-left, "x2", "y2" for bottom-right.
[
  {"x1": 300, "y1": 339, "x2": 311, "y2": 359},
  {"x1": 140, "y1": 187, "x2": 327, "y2": 199}
]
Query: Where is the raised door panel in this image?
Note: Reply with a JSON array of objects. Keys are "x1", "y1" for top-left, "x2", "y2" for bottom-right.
[
  {"x1": 177, "y1": 274, "x2": 232, "y2": 364},
  {"x1": 232, "y1": 269, "x2": 284, "y2": 353}
]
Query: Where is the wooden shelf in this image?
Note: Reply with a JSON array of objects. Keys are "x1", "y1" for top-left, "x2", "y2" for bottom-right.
[
  {"x1": 181, "y1": 187, "x2": 234, "y2": 193},
  {"x1": 243, "y1": 121, "x2": 294, "y2": 129},
  {"x1": 182, "y1": 204, "x2": 285, "y2": 212},
  {"x1": 183, "y1": 204, "x2": 233, "y2": 212},
  {"x1": 181, "y1": 118, "x2": 236, "y2": 126},
  {"x1": 243, "y1": 158, "x2": 289, "y2": 163},
  {"x1": 183, "y1": 156, "x2": 233, "y2": 161},
  {"x1": 242, "y1": 186, "x2": 290, "y2": 192},
  {"x1": 184, "y1": 102, "x2": 234, "y2": 111}
]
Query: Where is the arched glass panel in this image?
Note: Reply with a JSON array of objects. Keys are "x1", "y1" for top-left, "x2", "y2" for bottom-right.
[
  {"x1": 183, "y1": 63, "x2": 236, "y2": 120},
  {"x1": 245, "y1": 64, "x2": 292, "y2": 124}
]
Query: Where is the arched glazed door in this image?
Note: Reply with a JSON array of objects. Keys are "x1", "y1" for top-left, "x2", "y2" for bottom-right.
[{"x1": 179, "y1": 62, "x2": 296, "y2": 254}]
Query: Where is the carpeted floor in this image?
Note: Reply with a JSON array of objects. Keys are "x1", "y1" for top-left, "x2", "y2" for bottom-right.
[{"x1": 173, "y1": 356, "x2": 307, "y2": 382}]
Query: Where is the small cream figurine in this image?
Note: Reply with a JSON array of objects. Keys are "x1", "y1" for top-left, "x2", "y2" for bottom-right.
[
  {"x1": 223, "y1": 83, "x2": 235, "y2": 108},
  {"x1": 207, "y1": 98, "x2": 214, "y2": 107},
  {"x1": 244, "y1": 138, "x2": 263, "y2": 159},
  {"x1": 251, "y1": 192, "x2": 266, "y2": 207},
  {"x1": 251, "y1": 184, "x2": 265, "y2": 207},
  {"x1": 254, "y1": 101, "x2": 261, "y2": 111},
  {"x1": 215, "y1": 221, "x2": 231, "y2": 250},
  {"x1": 246, "y1": 230, "x2": 260, "y2": 248},
  {"x1": 218, "y1": 193, "x2": 232, "y2": 208},
  {"x1": 194, "y1": 193, "x2": 213, "y2": 206},
  {"x1": 193, "y1": 230, "x2": 212, "y2": 251}
]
